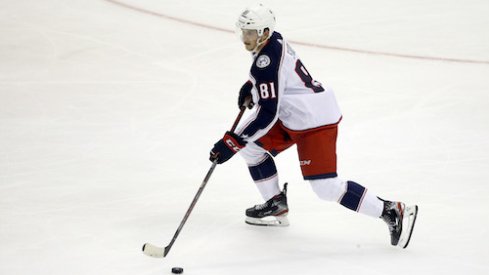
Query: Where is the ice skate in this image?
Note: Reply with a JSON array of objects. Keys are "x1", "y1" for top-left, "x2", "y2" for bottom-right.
[
  {"x1": 381, "y1": 200, "x2": 418, "y2": 248},
  {"x1": 245, "y1": 183, "x2": 289, "y2": 227}
]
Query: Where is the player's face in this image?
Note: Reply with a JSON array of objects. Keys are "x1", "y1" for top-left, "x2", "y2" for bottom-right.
[{"x1": 240, "y1": 29, "x2": 259, "y2": 51}]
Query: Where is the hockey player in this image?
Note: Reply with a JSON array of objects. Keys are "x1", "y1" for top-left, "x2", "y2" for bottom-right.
[{"x1": 209, "y1": 4, "x2": 418, "y2": 248}]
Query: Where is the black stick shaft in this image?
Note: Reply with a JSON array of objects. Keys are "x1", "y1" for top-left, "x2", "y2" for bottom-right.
[{"x1": 163, "y1": 106, "x2": 246, "y2": 257}]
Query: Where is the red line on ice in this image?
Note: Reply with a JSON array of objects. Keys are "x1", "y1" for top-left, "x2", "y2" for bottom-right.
[{"x1": 104, "y1": 0, "x2": 489, "y2": 65}]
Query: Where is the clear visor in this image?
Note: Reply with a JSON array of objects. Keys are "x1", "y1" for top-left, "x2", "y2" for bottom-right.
[{"x1": 234, "y1": 27, "x2": 259, "y2": 42}]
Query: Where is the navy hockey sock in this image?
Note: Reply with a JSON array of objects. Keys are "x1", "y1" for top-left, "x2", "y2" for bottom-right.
[
  {"x1": 248, "y1": 154, "x2": 277, "y2": 181},
  {"x1": 339, "y1": 181, "x2": 367, "y2": 212}
]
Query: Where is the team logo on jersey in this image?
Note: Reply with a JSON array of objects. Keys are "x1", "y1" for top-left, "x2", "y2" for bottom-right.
[{"x1": 256, "y1": 55, "x2": 271, "y2": 68}]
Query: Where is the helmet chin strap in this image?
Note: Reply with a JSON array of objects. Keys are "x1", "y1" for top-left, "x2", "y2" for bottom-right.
[{"x1": 251, "y1": 34, "x2": 269, "y2": 54}]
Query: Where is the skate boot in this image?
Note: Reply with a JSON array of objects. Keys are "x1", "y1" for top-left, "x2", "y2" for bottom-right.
[
  {"x1": 381, "y1": 200, "x2": 418, "y2": 249},
  {"x1": 245, "y1": 183, "x2": 289, "y2": 227}
]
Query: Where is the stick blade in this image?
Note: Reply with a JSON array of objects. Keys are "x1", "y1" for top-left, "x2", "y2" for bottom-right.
[{"x1": 142, "y1": 243, "x2": 165, "y2": 258}]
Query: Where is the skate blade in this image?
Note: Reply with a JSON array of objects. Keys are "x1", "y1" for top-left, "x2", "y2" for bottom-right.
[
  {"x1": 245, "y1": 215, "x2": 289, "y2": 227},
  {"x1": 398, "y1": 205, "x2": 418, "y2": 249}
]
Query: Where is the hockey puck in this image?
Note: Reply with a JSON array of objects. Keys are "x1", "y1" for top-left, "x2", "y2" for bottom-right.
[{"x1": 171, "y1": 267, "x2": 184, "y2": 274}]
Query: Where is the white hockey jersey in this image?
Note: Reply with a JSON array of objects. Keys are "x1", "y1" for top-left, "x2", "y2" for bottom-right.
[{"x1": 237, "y1": 32, "x2": 342, "y2": 142}]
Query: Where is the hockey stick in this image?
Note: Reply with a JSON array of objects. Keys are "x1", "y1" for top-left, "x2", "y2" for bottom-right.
[{"x1": 142, "y1": 105, "x2": 247, "y2": 258}]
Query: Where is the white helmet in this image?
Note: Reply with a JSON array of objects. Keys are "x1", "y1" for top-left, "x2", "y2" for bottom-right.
[{"x1": 236, "y1": 4, "x2": 276, "y2": 38}]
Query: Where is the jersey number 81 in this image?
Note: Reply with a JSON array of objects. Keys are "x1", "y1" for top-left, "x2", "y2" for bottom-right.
[{"x1": 259, "y1": 82, "x2": 277, "y2": 99}]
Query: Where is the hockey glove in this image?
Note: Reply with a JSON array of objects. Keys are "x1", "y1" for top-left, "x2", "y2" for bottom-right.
[
  {"x1": 238, "y1": 81, "x2": 254, "y2": 109},
  {"x1": 209, "y1": 131, "x2": 246, "y2": 164}
]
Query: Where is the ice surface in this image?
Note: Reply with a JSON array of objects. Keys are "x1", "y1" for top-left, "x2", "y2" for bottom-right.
[{"x1": 1, "y1": 0, "x2": 489, "y2": 274}]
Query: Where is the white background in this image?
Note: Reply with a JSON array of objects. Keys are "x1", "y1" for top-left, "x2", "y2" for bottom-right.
[{"x1": 1, "y1": 0, "x2": 489, "y2": 274}]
